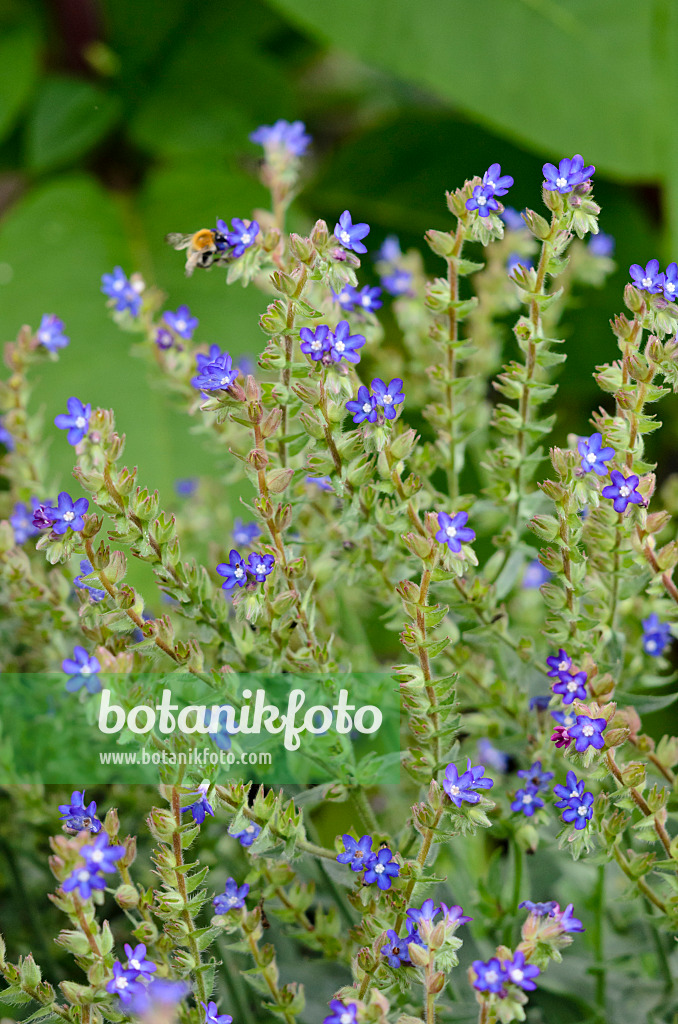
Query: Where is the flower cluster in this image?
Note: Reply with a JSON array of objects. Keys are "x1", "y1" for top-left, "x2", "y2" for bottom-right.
[
  {"x1": 250, "y1": 118, "x2": 311, "y2": 159},
  {"x1": 336, "y1": 834, "x2": 401, "y2": 890},
  {"x1": 547, "y1": 649, "x2": 588, "y2": 705},
  {"x1": 192, "y1": 348, "x2": 238, "y2": 392},
  {"x1": 629, "y1": 259, "x2": 678, "y2": 301},
  {"x1": 542, "y1": 154, "x2": 595, "y2": 194},
  {"x1": 345, "y1": 378, "x2": 404, "y2": 424},
  {"x1": 472, "y1": 952, "x2": 540, "y2": 994},
  {"x1": 466, "y1": 162, "x2": 514, "y2": 217},
  {"x1": 101, "y1": 267, "x2": 141, "y2": 316},
  {"x1": 553, "y1": 770, "x2": 594, "y2": 830},
  {"x1": 216, "y1": 549, "x2": 275, "y2": 591},
  {"x1": 333, "y1": 283, "x2": 382, "y2": 313},
  {"x1": 511, "y1": 761, "x2": 554, "y2": 816},
  {"x1": 299, "y1": 321, "x2": 366, "y2": 365},
  {"x1": 106, "y1": 944, "x2": 157, "y2": 1005}
]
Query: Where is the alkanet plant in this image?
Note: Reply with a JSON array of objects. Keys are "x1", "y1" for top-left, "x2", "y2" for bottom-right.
[{"x1": 1, "y1": 121, "x2": 678, "y2": 1024}]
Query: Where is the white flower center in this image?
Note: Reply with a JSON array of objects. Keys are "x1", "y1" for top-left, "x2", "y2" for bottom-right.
[
  {"x1": 227, "y1": 896, "x2": 237, "y2": 905},
  {"x1": 564, "y1": 716, "x2": 574, "y2": 727},
  {"x1": 362, "y1": 402, "x2": 372, "y2": 413},
  {"x1": 619, "y1": 485, "x2": 630, "y2": 497},
  {"x1": 449, "y1": 784, "x2": 460, "y2": 795},
  {"x1": 311, "y1": 340, "x2": 322, "y2": 351},
  {"x1": 646, "y1": 639, "x2": 657, "y2": 650},
  {"x1": 80, "y1": 664, "x2": 92, "y2": 675},
  {"x1": 570, "y1": 789, "x2": 579, "y2": 798},
  {"x1": 340, "y1": 230, "x2": 351, "y2": 245},
  {"x1": 582, "y1": 725, "x2": 594, "y2": 737},
  {"x1": 246, "y1": 825, "x2": 255, "y2": 833},
  {"x1": 486, "y1": 970, "x2": 498, "y2": 984},
  {"x1": 75, "y1": 416, "x2": 86, "y2": 428},
  {"x1": 577, "y1": 805, "x2": 587, "y2": 816},
  {"x1": 511, "y1": 969, "x2": 523, "y2": 981},
  {"x1": 335, "y1": 340, "x2": 345, "y2": 352},
  {"x1": 234, "y1": 566, "x2": 244, "y2": 578},
  {"x1": 667, "y1": 282, "x2": 676, "y2": 293},
  {"x1": 556, "y1": 176, "x2": 567, "y2": 188},
  {"x1": 523, "y1": 794, "x2": 533, "y2": 804},
  {"x1": 118, "y1": 978, "x2": 128, "y2": 990},
  {"x1": 477, "y1": 195, "x2": 487, "y2": 206},
  {"x1": 130, "y1": 959, "x2": 141, "y2": 970},
  {"x1": 559, "y1": 660, "x2": 568, "y2": 672},
  {"x1": 361, "y1": 295, "x2": 370, "y2": 306},
  {"x1": 63, "y1": 510, "x2": 74, "y2": 521},
  {"x1": 78, "y1": 869, "x2": 90, "y2": 881},
  {"x1": 176, "y1": 320, "x2": 186, "y2": 332},
  {"x1": 241, "y1": 233, "x2": 251, "y2": 244},
  {"x1": 446, "y1": 526, "x2": 457, "y2": 538},
  {"x1": 340, "y1": 1015, "x2": 352, "y2": 1024},
  {"x1": 113, "y1": 280, "x2": 124, "y2": 292},
  {"x1": 586, "y1": 452, "x2": 597, "y2": 463},
  {"x1": 567, "y1": 680, "x2": 578, "y2": 692},
  {"x1": 642, "y1": 277, "x2": 652, "y2": 288},
  {"x1": 220, "y1": 375, "x2": 232, "y2": 386},
  {"x1": 383, "y1": 394, "x2": 393, "y2": 404},
  {"x1": 375, "y1": 864, "x2": 385, "y2": 873},
  {"x1": 256, "y1": 563, "x2": 267, "y2": 574},
  {"x1": 486, "y1": 179, "x2": 495, "y2": 189}
]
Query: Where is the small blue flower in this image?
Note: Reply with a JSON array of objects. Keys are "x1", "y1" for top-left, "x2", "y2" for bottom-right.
[
  {"x1": 663, "y1": 262, "x2": 678, "y2": 302},
  {"x1": 213, "y1": 878, "x2": 250, "y2": 913},
  {"x1": 551, "y1": 708, "x2": 577, "y2": 730},
  {"x1": 192, "y1": 354, "x2": 237, "y2": 392},
  {"x1": 381, "y1": 268, "x2": 413, "y2": 296},
  {"x1": 443, "y1": 758, "x2": 493, "y2": 807},
  {"x1": 44, "y1": 492, "x2": 89, "y2": 535},
  {"x1": 542, "y1": 155, "x2": 595, "y2": 194},
  {"x1": 477, "y1": 738, "x2": 509, "y2": 773},
  {"x1": 561, "y1": 790, "x2": 594, "y2": 829},
  {"x1": 230, "y1": 822, "x2": 261, "y2": 847},
  {"x1": 371, "y1": 378, "x2": 404, "y2": 420},
  {"x1": 337, "y1": 834, "x2": 374, "y2": 871},
  {"x1": 629, "y1": 259, "x2": 664, "y2": 295},
  {"x1": 218, "y1": 218, "x2": 260, "y2": 258},
  {"x1": 9, "y1": 500, "x2": 41, "y2": 544},
  {"x1": 323, "y1": 1001, "x2": 358, "y2": 1024},
  {"x1": 62, "y1": 645, "x2": 101, "y2": 694},
  {"x1": 529, "y1": 695, "x2": 551, "y2": 711},
  {"x1": 81, "y1": 832, "x2": 126, "y2": 873},
  {"x1": 589, "y1": 232, "x2": 615, "y2": 258},
  {"x1": 124, "y1": 944, "x2": 157, "y2": 980},
  {"x1": 557, "y1": 903, "x2": 585, "y2": 932},
  {"x1": 519, "y1": 900, "x2": 558, "y2": 917},
  {"x1": 37, "y1": 314, "x2": 70, "y2": 352},
  {"x1": 507, "y1": 252, "x2": 533, "y2": 276},
  {"x1": 501, "y1": 207, "x2": 526, "y2": 232},
  {"x1": 156, "y1": 327, "x2": 173, "y2": 349},
  {"x1": 299, "y1": 324, "x2": 332, "y2": 361},
  {"x1": 250, "y1": 120, "x2": 311, "y2": 158},
  {"x1": 32, "y1": 503, "x2": 54, "y2": 530},
  {"x1": 127, "y1": 980, "x2": 190, "y2": 1015},
  {"x1": 355, "y1": 285, "x2": 382, "y2": 313},
  {"x1": 517, "y1": 761, "x2": 554, "y2": 792},
  {"x1": 328, "y1": 321, "x2": 366, "y2": 363},
  {"x1": 439, "y1": 903, "x2": 472, "y2": 927},
  {"x1": 577, "y1": 432, "x2": 614, "y2": 475},
  {"x1": 101, "y1": 267, "x2": 141, "y2": 315},
  {"x1": 375, "y1": 236, "x2": 402, "y2": 263},
  {"x1": 332, "y1": 284, "x2": 358, "y2": 311},
  {"x1": 54, "y1": 397, "x2": 91, "y2": 445},
  {"x1": 435, "y1": 511, "x2": 475, "y2": 553},
  {"x1": 334, "y1": 211, "x2": 370, "y2": 254},
  {"x1": 511, "y1": 786, "x2": 544, "y2": 816},
  {"x1": 363, "y1": 847, "x2": 400, "y2": 890},
  {"x1": 201, "y1": 1001, "x2": 232, "y2": 1024},
  {"x1": 466, "y1": 184, "x2": 499, "y2": 217},
  {"x1": 62, "y1": 864, "x2": 105, "y2": 900},
  {"x1": 182, "y1": 783, "x2": 214, "y2": 824},
  {"x1": 552, "y1": 670, "x2": 588, "y2": 705},
  {"x1": 106, "y1": 962, "x2": 145, "y2": 1004},
  {"x1": 568, "y1": 715, "x2": 606, "y2": 752},
  {"x1": 306, "y1": 475, "x2": 333, "y2": 492},
  {"x1": 74, "y1": 559, "x2": 106, "y2": 602},
  {"x1": 472, "y1": 958, "x2": 508, "y2": 994},
  {"x1": 642, "y1": 613, "x2": 672, "y2": 656},
  {"x1": 553, "y1": 770, "x2": 586, "y2": 808},
  {"x1": 163, "y1": 305, "x2": 199, "y2": 340},
  {"x1": 380, "y1": 929, "x2": 411, "y2": 967},
  {"x1": 602, "y1": 470, "x2": 643, "y2": 513},
  {"x1": 406, "y1": 899, "x2": 439, "y2": 927},
  {"x1": 523, "y1": 559, "x2": 551, "y2": 589},
  {"x1": 546, "y1": 648, "x2": 572, "y2": 677},
  {"x1": 505, "y1": 951, "x2": 540, "y2": 991},
  {"x1": 195, "y1": 345, "x2": 228, "y2": 373},
  {"x1": 58, "y1": 790, "x2": 102, "y2": 834},
  {"x1": 0, "y1": 417, "x2": 14, "y2": 450},
  {"x1": 208, "y1": 707, "x2": 237, "y2": 751},
  {"x1": 482, "y1": 163, "x2": 514, "y2": 197},
  {"x1": 175, "y1": 478, "x2": 198, "y2": 497},
  {"x1": 233, "y1": 518, "x2": 261, "y2": 546},
  {"x1": 246, "y1": 552, "x2": 275, "y2": 582}
]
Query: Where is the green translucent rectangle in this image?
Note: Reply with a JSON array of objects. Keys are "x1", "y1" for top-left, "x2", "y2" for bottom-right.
[{"x1": 0, "y1": 673, "x2": 400, "y2": 785}]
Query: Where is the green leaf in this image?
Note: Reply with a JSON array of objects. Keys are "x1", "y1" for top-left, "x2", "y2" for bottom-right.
[
  {"x1": 26, "y1": 77, "x2": 121, "y2": 172},
  {"x1": 0, "y1": 27, "x2": 40, "y2": 144},
  {"x1": 619, "y1": 691, "x2": 678, "y2": 713}
]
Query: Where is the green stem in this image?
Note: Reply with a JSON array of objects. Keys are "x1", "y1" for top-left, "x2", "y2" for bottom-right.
[
  {"x1": 591, "y1": 864, "x2": 606, "y2": 1018},
  {"x1": 170, "y1": 787, "x2": 207, "y2": 1005}
]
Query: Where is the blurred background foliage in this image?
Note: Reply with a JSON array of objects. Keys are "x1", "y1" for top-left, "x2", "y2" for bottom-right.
[{"x1": 0, "y1": 0, "x2": 676, "y2": 507}]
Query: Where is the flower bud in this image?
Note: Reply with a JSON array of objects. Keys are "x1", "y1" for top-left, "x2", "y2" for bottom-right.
[
  {"x1": 289, "y1": 233, "x2": 315, "y2": 264},
  {"x1": 114, "y1": 884, "x2": 140, "y2": 909},
  {"x1": 266, "y1": 468, "x2": 294, "y2": 494}
]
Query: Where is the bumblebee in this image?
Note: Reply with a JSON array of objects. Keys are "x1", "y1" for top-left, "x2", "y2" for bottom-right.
[{"x1": 165, "y1": 227, "x2": 228, "y2": 276}]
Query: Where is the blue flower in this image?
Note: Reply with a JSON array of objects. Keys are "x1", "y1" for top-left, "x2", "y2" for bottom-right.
[
  {"x1": 466, "y1": 184, "x2": 499, "y2": 217},
  {"x1": 505, "y1": 951, "x2": 540, "y2": 991},
  {"x1": 218, "y1": 218, "x2": 260, "y2": 258},
  {"x1": 233, "y1": 518, "x2": 261, "y2": 546},
  {"x1": 81, "y1": 833, "x2": 125, "y2": 873},
  {"x1": 553, "y1": 770, "x2": 586, "y2": 807},
  {"x1": 381, "y1": 268, "x2": 413, "y2": 296},
  {"x1": 230, "y1": 822, "x2": 261, "y2": 847},
  {"x1": 363, "y1": 847, "x2": 400, "y2": 890},
  {"x1": 663, "y1": 262, "x2": 678, "y2": 302},
  {"x1": 546, "y1": 648, "x2": 572, "y2": 678},
  {"x1": 542, "y1": 155, "x2": 595, "y2": 193},
  {"x1": 74, "y1": 559, "x2": 106, "y2": 602},
  {"x1": 517, "y1": 761, "x2": 554, "y2": 792},
  {"x1": 439, "y1": 903, "x2": 472, "y2": 927},
  {"x1": 0, "y1": 416, "x2": 14, "y2": 450},
  {"x1": 511, "y1": 786, "x2": 544, "y2": 816},
  {"x1": 406, "y1": 899, "x2": 438, "y2": 927},
  {"x1": 629, "y1": 259, "x2": 664, "y2": 295},
  {"x1": 328, "y1": 321, "x2": 366, "y2": 364},
  {"x1": 37, "y1": 314, "x2": 70, "y2": 352},
  {"x1": 299, "y1": 324, "x2": 332, "y2": 361},
  {"x1": 501, "y1": 207, "x2": 526, "y2": 232},
  {"x1": 522, "y1": 559, "x2": 551, "y2": 589},
  {"x1": 195, "y1": 345, "x2": 228, "y2": 373},
  {"x1": 246, "y1": 552, "x2": 275, "y2": 582},
  {"x1": 62, "y1": 863, "x2": 107, "y2": 900},
  {"x1": 163, "y1": 305, "x2": 199, "y2": 340},
  {"x1": 551, "y1": 708, "x2": 577, "y2": 730},
  {"x1": 337, "y1": 834, "x2": 374, "y2": 871},
  {"x1": 124, "y1": 944, "x2": 157, "y2": 980},
  {"x1": 602, "y1": 470, "x2": 643, "y2": 513},
  {"x1": 477, "y1": 738, "x2": 510, "y2": 773},
  {"x1": 250, "y1": 119, "x2": 311, "y2": 157},
  {"x1": 371, "y1": 378, "x2": 404, "y2": 420},
  {"x1": 209, "y1": 707, "x2": 237, "y2": 751},
  {"x1": 58, "y1": 790, "x2": 102, "y2": 834},
  {"x1": 568, "y1": 715, "x2": 606, "y2": 752},
  {"x1": 355, "y1": 285, "x2": 382, "y2": 313},
  {"x1": 507, "y1": 252, "x2": 533, "y2": 276},
  {"x1": 577, "y1": 432, "x2": 614, "y2": 475},
  {"x1": 332, "y1": 284, "x2": 358, "y2": 311},
  {"x1": 62, "y1": 645, "x2": 101, "y2": 694},
  {"x1": 44, "y1": 492, "x2": 89, "y2": 535},
  {"x1": 519, "y1": 900, "x2": 558, "y2": 917},
  {"x1": 642, "y1": 613, "x2": 672, "y2": 656},
  {"x1": 201, "y1": 1001, "x2": 232, "y2": 1024},
  {"x1": 101, "y1": 267, "x2": 141, "y2": 315},
  {"x1": 306, "y1": 475, "x2": 333, "y2": 492},
  {"x1": 589, "y1": 232, "x2": 615, "y2": 257},
  {"x1": 9, "y1": 500, "x2": 41, "y2": 544},
  {"x1": 213, "y1": 878, "x2": 249, "y2": 913},
  {"x1": 556, "y1": 903, "x2": 585, "y2": 932},
  {"x1": 192, "y1": 354, "x2": 237, "y2": 392},
  {"x1": 435, "y1": 511, "x2": 475, "y2": 553},
  {"x1": 529, "y1": 695, "x2": 551, "y2": 711},
  {"x1": 175, "y1": 478, "x2": 198, "y2": 497},
  {"x1": 182, "y1": 783, "x2": 214, "y2": 824},
  {"x1": 323, "y1": 1001, "x2": 358, "y2": 1024},
  {"x1": 156, "y1": 327, "x2": 173, "y2": 349},
  {"x1": 127, "y1": 980, "x2": 190, "y2": 1015},
  {"x1": 552, "y1": 669, "x2": 588, "y2": 705},
  {"x1": 443, "y1": 758, "x2": 493, "y2": 807},
  {"x1": 380, "y1": 929, "x2": 411, "y2": 967},
  {"x1": 472, "y1": 958, "x2": 508, "y2": 994},
  {"x1": 106, "y1": 962, "x2": 145, "y2": 1004},
  {"x1": 334, "y1": 211, "x2": 370, "y2": 254},
  {"x1": 482, "y1": 163, "x2": 514, "y2": 197},
  {"x1": 54, "y1": 397, "x2": 91, "y2": 446},
  {"x1": 375, "y1": 236, "x2": 402, "y2": 263}
]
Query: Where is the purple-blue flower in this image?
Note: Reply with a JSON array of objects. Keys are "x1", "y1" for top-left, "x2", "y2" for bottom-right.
[
  {"x1": 213, "y1": 878, "x2": 250, "y2": 913},
  {"x1": 54, "y1": 397, "x2": 91, "y2": 446},
  {"x1": 546, "y1": 648, "x2": 572, "y2": 678},
  {"x1": 230, "y1": 822, "x2": 261, "y2": 847},
  {"x1": 406, "y1": 899, "x2": 438, "y2": 927},
  {"x1": 505, "y1": 951, "x2": 540, "y2": 991},
  {"x1": 156, "y1": 327, "x2": 173, "y2": 349},
  {"x1": 466, "y1": 184, "x2": 499, "y2": 217},
  {"x1": 37, "y1": 314, "x2": 70, "y2": 352},
  {"x1": 375, "y1": 236, "x2": 401, "y2": 263},
  {"x1": 507, "y1": 252, "x2": 533, "y2": 276},
  {"x1": 443, "y1": 758, "x2": 493, "y2": 807},
  {"x1": 663, "y1": 262, "x2": 678, "y2": 302},
  {"x1": 529, "y1": 695, "x2": 551, "y2": 711},
  {"x1": 346, "y1": 385, "x2": 378, "y2": 425},
  {"x1": 589, "y1": 232, "x2": 615, "y2": 258},
  {"x1": 58, "y1": 790, "x2": 102, "y2": 834},
  {"x1": 381, "y1": 268, "x2": 413, "y2": 296},
  {"x1": 209, "y1": 707, "x2": 237, "y2": 751},
  {"x1": 371, "y1": 378, "x2": 404, "y2": 420},
  {"x1": 323, "y1": 1001, "x2": 358, "y2": 1024},
  {"x1": 629, "y1": 259, "x2": 664, "y2": 295},
  {"x1": 502, "y1": 207, "x2": 526, "y2": 232},
  {"x1": 602, "y1": 470, "x2": 643, "y2": 513},
  {"x1": 306, "y1": 475, "x2": 333, "y2": 492},
  {"x1": 124, "y1": 943, "x2": 157, "y2": 980},
  {"x1": 74, "y1": 559, "x2": 106, "y2": 602},
  {"x1": 182, "y1": 783, "x2": 214, "y2": 824},
  {"x1": 568, "y1": 715, "x2": 606, "y2": 752},
  {"x1": 101, "y1": 267, "x2": 141, "y2": 315},
  {"x1": 62, "y1": 645, "x2": 101, "y2": 694},
  {"x1": 435, "y1": 511, "x2": 475, "y2": 553},
  {"x1": 332, "y1": 284, "x2": 358, "y2": 311},
  {"x1": 300, "y1": 324, "x2": 332, "y2": 361},
  {"x1": 201, "y1": 1001, "x2": 232, "y2": 1024},
  {"x1": 519, "y1": 900, "x2": 558, "y2": 917},
  {"x1": 337, "y1": 834, "x2": 374, "y2": 871},
  {"x1": 577, "y1": 432, "x2": 614, "y2": 475},
  {"x1": 163, "y1": 305, "x2": 198, "y2": 340},
  {"x1": 552, "y1": 670, "x2": 588, "y2": 705},
  {"x1": 250, "y1": 119, "x2": 311, "y2": 158},
  {"x1": 81, "y1": 832, "x2": 125, "y2": 873},
  {"x1": 363, "y1": 847, "x2": 400, "y2": 890},
  {"x1": 439, "y1": 903, "x2": 472, "y2": 927},
  {"x1": 233, "y1": 519, "x2": 261, "y2": 546},
  {"x1": 328, "y1": 321, "x2": 365, "y2": 364},
  {"x1": 523, "y1": 559, "x2": 551, "y2": 589},
  {"x1": 472, "y1": 958, "x2": 508, "y2": 994},
  {"x1": 517, "y1": 761, "x2": 554, "y2": 792},
  {"x1": 9, "y1": 500, "x2": 41, "y2": 544},
  {"x1": 246, "y1": 552, "x2": 275, "y2": 582},
  {"x1": 542, "y1": 155, "x2": 595, "y2": 194},
  {"x1": 195, "y1": 345, "x2": 228, "y2": 374},
  {"x1": 556, "y1": 903, "x2": 585, "y2": 932},
  {"x1": 0, "y1": 417, "x2": 14, "y2": 450},
  {"x1": 553, "y1": 770, "x2": 586, "y2": 808},
  {"x1": 106, "y1": 962, "x2": 145, "y2": 1004},
  {"x1": 380, "y1": 929, "x2": 411, "y2": 967},
  {"x1": 44, "y1": 492, "x2": 89, "y2": 535},
  {"x1": 62, "y1": 864, "x2": 107, "y2": 900},
  {"x1": 511, "y1": 786, "x2": 544, "y2": 816},
  {"x1": 175, "y1": 478, "x2": 198, "y2": 497},
  {"x1": 355, "y1": 285, "x2": 382, "y2": 313},
  {"x1": 477, "y1": 738, "x2": 510, "y2": 773},
  {"x1": 642, "y1": 613, "x2": 672, "y2": 656},
  {"x1": 334, "y1": 211, "x2": 370, "y2": 254},
  {"x1": 551, "y1": 709, "x2": 577, "y2": 730},
  {"x1": 218, "y1": 218, "x2": 260, "y2": 258},
  {"x1": 192, "y1": 354, "x2": 237, "y2": 392},
  {"x1": 482, "y1": 163, "x2": 514, "y2": 197}
]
